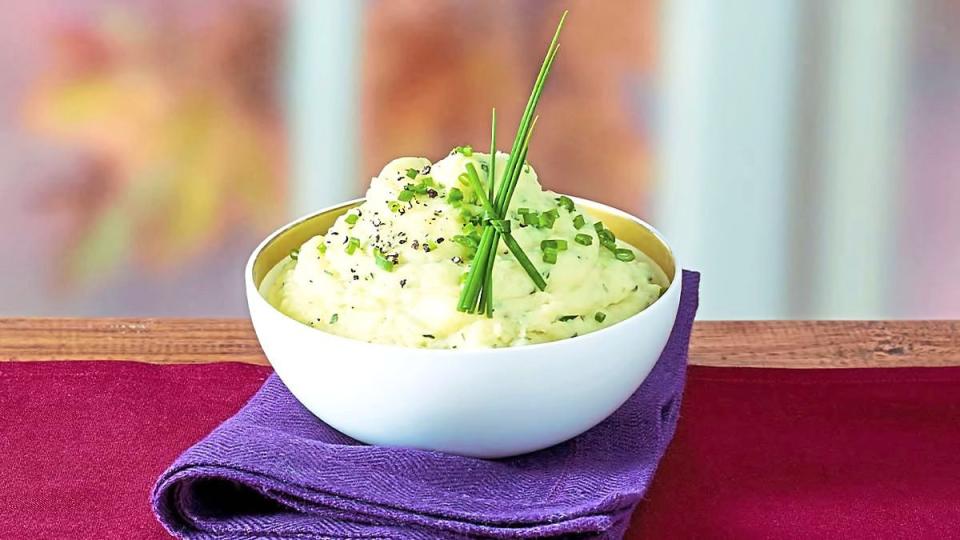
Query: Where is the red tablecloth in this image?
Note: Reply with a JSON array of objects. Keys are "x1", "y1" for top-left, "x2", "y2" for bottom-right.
[{"x1": 2, "y1": 361, "x2": 959, "y2": 539}]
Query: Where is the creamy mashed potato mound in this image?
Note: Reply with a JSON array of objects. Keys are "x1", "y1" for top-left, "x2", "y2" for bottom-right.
[{"x1": 261, "y1": 149, "x2": 663, "y2": 349}]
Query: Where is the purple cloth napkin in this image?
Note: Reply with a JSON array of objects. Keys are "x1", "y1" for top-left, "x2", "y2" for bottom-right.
[{"x1": 153, "y1": 270, "x2": 699, "y2": 539}]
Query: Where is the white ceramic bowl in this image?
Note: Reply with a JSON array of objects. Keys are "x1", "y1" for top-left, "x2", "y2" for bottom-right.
[{"x1": 246, "y1": 197, "x2": 680, "y2": 458}]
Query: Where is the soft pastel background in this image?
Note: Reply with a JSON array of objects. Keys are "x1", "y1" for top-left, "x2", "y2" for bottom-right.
[{"x1": 0, "y1": 0, "x2": 957, "y2": 319}]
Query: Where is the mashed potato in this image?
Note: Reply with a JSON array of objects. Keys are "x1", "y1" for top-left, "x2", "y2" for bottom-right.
[{"x1": 260, "y1": 149, "x2": 662, "y2": 349}]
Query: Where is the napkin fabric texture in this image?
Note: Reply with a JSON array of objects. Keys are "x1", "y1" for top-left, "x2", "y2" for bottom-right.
[{"x1": 152, "y1": 270, "x2": 700, "y2": 539}]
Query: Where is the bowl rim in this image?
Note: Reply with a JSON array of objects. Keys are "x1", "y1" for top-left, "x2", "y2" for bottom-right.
[{"x1": 246, "y1": 196, "x2": 681, "y2": 356}]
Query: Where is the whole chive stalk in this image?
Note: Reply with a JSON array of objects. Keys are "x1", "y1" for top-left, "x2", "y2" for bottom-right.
[
  {"x1": 481, "y1": 109, "x2": 497, "y2": 317},
  {"x1": 466, "y1": 162, "x2": 544, "y2": 297},
  {"x1": 458, "y1": 117, "x2": 546, "y2": 312},
  {"x1": 456, "y1": 10, "x2": 567, "y2": 313}
]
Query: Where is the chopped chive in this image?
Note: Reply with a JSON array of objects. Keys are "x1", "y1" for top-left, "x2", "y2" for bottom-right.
[
  {"x1": 452, "y1": 234, "x2": 479, "y2": 249},
  {"x1": 540, "y1": 239, "x2": 568, "y2": 251},
  {"x1": 318, "y1": 242, "x2": 327, "y2": 254},
  {"x1": 290, "y1": 248, "x2": 300, "y2": 261},
  {"x1": 558, "y1": 314, "x2": 579, "y2": 322},
  {"x1": 422, "y1": 334, "x2": 435, "y2": 339},
  {"x1": 454, "y1": 145, "x2": 473, "y2": 156},
  {"x1": 388, "y1": 201, "x2": 403, "y2": 213},
  {"x1": 598, "y1": 228, "x2": 617, "y2": 252},
  {"x1": 375, "y1": 250, "x2": 395, "y2": 271},
  {"x1": 594, "y1": 311, "x2": 607, "y2": 323},
  {"x1": 542, "y1": 248, "x2": 558, "y2": 264},
  {"x1": 574, "y1": 233, "x2": 593, "y2": 246},
  {"x1": 539, "y1": 208, "x2": 559, "y2": 229},
  {"x1": 329, "y1": 313, "x2": 339, "y2": 324},
  {"x1": 448, "y1": 187, "x2": 463, "y2": 203},
  {"x1": 556, "y1": 195, "x2": 575, "y2": 212},
  {"x1": 594, "y1": 221, "x2": 605, "y2": 233},
  {"x1": 345, "y1": 237, "x2": 360, "y2": 255},
  {"x1": 521, "y1": 211, "x2": 540, "y2": 227},
  {"x1": 460, "y1": 207, "x2": 478, "y2": 222},
  {"x1": 573, "y1": 214, "x2": 586, "y2": 229},
  {"x1": 398, "y1": 189, "x2": 414, "y2": 202},
  {"x1": 614, "y1": 248, "x2": 636, "y2": 262},
  {"x1": 345, "y1": 213, "x2": 359, "y2": 225}
]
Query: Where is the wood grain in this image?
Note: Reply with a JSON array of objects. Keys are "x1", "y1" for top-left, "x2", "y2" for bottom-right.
[{"x1": 1, "y1": 319, "x2": 958, "y2": 368}]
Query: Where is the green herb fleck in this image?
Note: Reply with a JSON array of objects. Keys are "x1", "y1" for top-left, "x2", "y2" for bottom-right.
[
  {"x1": 447, "y1": 187, "x2": 464, "y2": 204},
  {"x1": 454, "y1": 145, "x2": 474, "y2": 156},
  {"x1": 559, "y1": 314, "x2": 579, "y2": 322},
  {"x1": 345, "y1": 213, "x2": 358, "y2": 225},
  {"x1": 542, "y1": 248, "x2": 558, "y2": 264},
  {"x1": 574, "y1": 233, "x2": 593, "y2": 246},
  {"x1": 539, "y1": 208, "x2": 559, "y2": 229},
  {"x1": 556, "y1": 195, "x2": 575, "y2": 212},
  {"x1": 452, "y1": 234, "x2": 479, "y2": 249},
  {"x1": 330, "y1": 313, "x2": 339, "y2": 324},
  {"x1": 398, "y1": 189, "x2": 414, "y2": 202},
  {"x1": 594, "y1": 311, "x2": 607, "y2": 323},
  {"x1": 345, "y1": 237, "x2": 360, "y2": 255},
  {"x1": 573, "y1": 214, "x2": 586, "y2": 229},
  {"x1": 597, "y1": 227, "x2": 617, "y2": 251},
  {"x1": 614, "y1": 248, "x2": 636, "y2": 262},
  {"x1": 290, "y1": 248, "x2": 299, "y2": 261},
  {"x1": 405, "y1": 168, "x2": 418, "y2": 179},
  {"x1": 540, "y1": 239, "x2": 568, "y2": 251},
  {"x1": 375, "y1": 250, "x2": 395, "y2": 271},
  {"x1": 521, "y1": 210, "x2": 540, "y2": 227}
]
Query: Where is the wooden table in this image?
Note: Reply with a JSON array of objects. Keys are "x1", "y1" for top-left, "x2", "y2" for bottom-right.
[{"x1": 2, "y1": 319, "x2": 958, "y2": 368}]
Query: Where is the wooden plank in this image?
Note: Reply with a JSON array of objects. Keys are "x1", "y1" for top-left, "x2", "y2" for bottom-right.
[
  {"x1": 0, "y1": 319, "x2": 958, "y2": 368},
  {"x1": 0, "y1": 318, "x2": 268, "y2": 365},
  {"x1": 689, "y1": 321, "x2": 960, "y2": 368}
]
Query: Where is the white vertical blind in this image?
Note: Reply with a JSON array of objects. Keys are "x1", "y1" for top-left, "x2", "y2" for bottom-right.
[
  {"x1": 286, "y1": 0, "x2": 363, "y2": 217},
  {"x1": 813, "y1": 0, "x2": 908, "y2": 319},
  {"x1": 657, "y1": 0, "x2": 799, "y2": 319}
]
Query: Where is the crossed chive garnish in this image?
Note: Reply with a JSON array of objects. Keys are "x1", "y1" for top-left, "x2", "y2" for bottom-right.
[{"x1": 456, "y1": 10, "x2": 567, "y2": 316}]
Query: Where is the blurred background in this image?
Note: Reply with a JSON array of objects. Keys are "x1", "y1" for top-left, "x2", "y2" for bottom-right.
[{"x1": 0, "y1": 0, "x2": 956, "y2": 319}]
